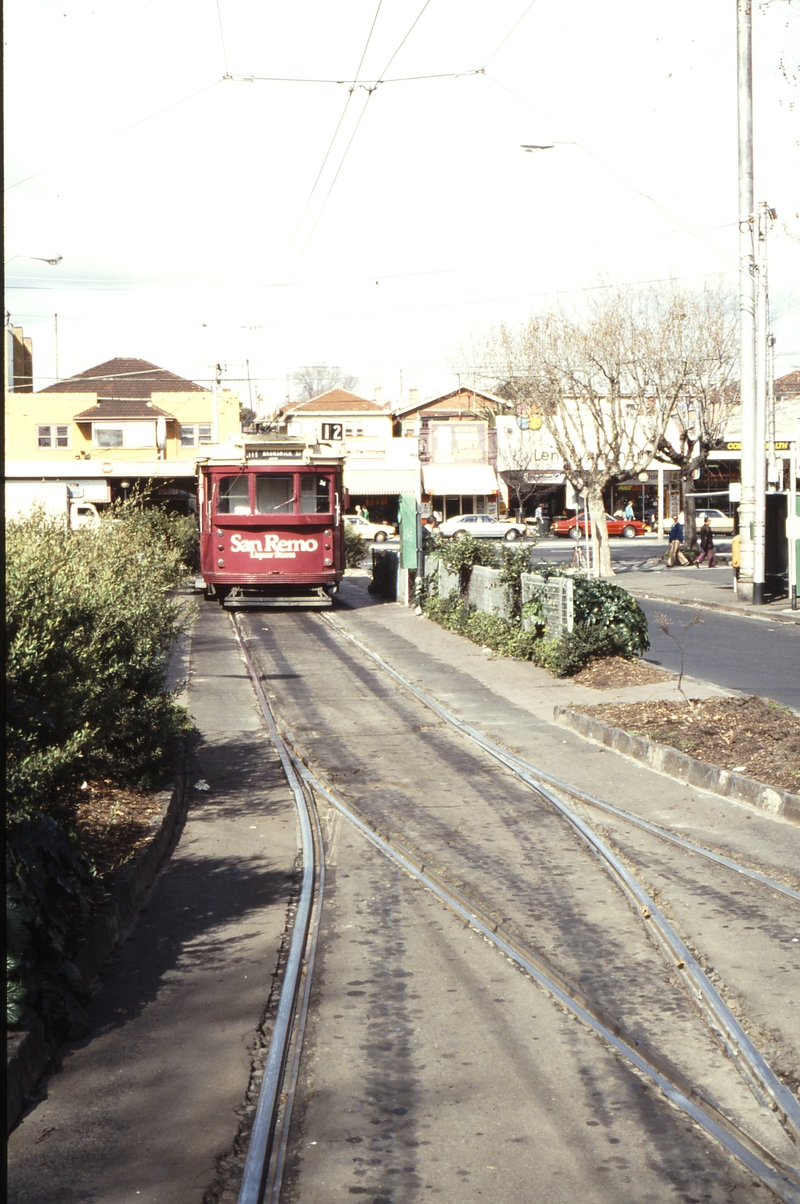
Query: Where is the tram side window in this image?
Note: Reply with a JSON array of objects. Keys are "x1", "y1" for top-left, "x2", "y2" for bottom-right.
[
  {"x1": 255, "y1": 475, "x2": 295, "y2": 514},
  {"x1": 217, "y1": 475, "x2": 251, "y2": 514},
  {"x1": 299, "y1": 475, "x2": 331, "y2": 514}
]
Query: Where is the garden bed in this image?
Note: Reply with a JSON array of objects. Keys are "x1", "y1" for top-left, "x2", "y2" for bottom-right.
[
  {"x1": 571, "y1": 695, "x2": 800, "y2": 795},
  {"x1": 571, "y1": 657, "x2": 674, "y2": 689}
]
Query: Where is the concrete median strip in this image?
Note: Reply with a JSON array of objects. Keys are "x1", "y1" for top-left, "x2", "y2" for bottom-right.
[{"x1": 553, "y1": 706, "x2": 800, "y2": 825}]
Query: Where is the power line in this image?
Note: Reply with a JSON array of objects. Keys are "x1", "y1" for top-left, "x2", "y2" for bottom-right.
[
  {"x1": 483, "y1": 0, "x2": 540, "y2": 69},
  {"x1": 215, "y1": 0, "x2": 230, "y2": 77},
  {"x1": 4, "y1": 80, "x2": 222, "y2": 192}
]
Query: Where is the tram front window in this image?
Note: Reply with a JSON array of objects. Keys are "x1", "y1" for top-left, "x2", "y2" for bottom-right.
[
  {"x1": 299, "y1": 475, "x2": 331, "y2": 514},
  {"x1": 217, "y1": 475, "x2": 251, "y2": 514},
  {"x1": 255, "y1": 475, "x2": 295, "y2": 514}
]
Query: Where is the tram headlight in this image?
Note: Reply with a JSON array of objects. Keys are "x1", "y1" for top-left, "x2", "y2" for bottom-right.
[
  {"x1": 217, "y1": 558, "x2": 225, "y2": 567},
  {"x1": 323, "y1": 556, "x2": 333, "y2": 566}
]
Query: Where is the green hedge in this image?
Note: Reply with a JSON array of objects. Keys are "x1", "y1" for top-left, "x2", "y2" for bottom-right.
[
  {"x1": 423, "y1": 564, "x2": 649, "y2": 676},
  {"x1": 6, "y1": 505, "x2": 194, "y2": 1031}
]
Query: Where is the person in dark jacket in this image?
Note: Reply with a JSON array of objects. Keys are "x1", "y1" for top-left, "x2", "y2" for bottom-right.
[
  {"x1": 667, "y1": 515, "x2": 683, "y2": 566},
  {"x1": 696, "y1": 516, "x2": 716, "y2": 567}
]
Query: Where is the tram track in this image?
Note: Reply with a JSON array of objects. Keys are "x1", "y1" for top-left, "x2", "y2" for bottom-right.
[{"x1": 231, "y1": 609, "x2": 800, "y2": 1203}]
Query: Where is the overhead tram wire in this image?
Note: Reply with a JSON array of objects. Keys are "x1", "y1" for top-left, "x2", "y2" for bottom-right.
[
  {"x1": 215, "y1": 0, "x2": 230, "y2": 78},
  {"x1": 243, "y1": 0, "x2": 442, "y2": 348},
  {"x1": 482, "y1": 0, "x2": 541, "y2": 70},
  {"x1": 244, "y1": 0, "x2": 388, "y2": 341}
]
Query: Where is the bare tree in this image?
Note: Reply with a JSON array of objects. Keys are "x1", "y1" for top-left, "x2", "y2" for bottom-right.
[
  {"x1": 291, "y1": 364, "x2": 360, "y2": 401},
  {"x1": 653, "y1": 282, "x2": 739, "y2": 546},
  {"x1": 460, "y1": 287, "x2": 695, "y2": 577}
]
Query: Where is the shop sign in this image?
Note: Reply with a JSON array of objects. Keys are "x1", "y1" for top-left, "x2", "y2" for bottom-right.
[{"x1": 723, "y1": 441, "x2": 790, "y2": 452}]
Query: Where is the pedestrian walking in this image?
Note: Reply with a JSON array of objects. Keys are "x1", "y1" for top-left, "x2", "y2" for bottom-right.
[
  {"x1": 624, "y1": 501, "x2": 635, "y2": 521},
  {"x1": 696, "y1": 516, "x2": 716, "y2": 567},
  {"x1": 534, "y1": 502, "x2": 545, "y2": 535},
  {"x1": 361, "y1": 503, "x2": 370, "y2": 522},
  {"x1": 667, "y1": 515, "x2": 683, "y2": 567},
  {"x1": 731, "y1": 531, "x2": 741, "y2": 594}
]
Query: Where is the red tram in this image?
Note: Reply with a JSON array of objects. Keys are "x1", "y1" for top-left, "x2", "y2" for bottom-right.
[{"x1": 197, "y1": 435, "x2": 346, "y2": 607}]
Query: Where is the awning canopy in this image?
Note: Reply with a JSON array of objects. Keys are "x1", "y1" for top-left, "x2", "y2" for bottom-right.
[
  {"x1": 344, "y1": 467, "x2": 420, "y2": 496},
  {"x1": 422, "y1": 464, "x2": 499, "y2": 495}
]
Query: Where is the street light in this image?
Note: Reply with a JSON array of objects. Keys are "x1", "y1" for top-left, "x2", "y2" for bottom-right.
[{"x1": 4, "y1": 253, "x2": 63, "y2": 266}]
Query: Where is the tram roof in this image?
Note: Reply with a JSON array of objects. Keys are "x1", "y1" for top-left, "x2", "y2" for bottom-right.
[{"x1": 197, "y1": 433, "x2": 344, "y2": 466}]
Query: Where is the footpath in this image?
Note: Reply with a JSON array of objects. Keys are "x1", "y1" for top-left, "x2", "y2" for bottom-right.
[{"x1": 616, "y1": 562, "x2": 799, "y2": 626}]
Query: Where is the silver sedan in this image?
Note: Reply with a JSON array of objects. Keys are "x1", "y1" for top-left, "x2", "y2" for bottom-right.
[{"x1": 438, "y1": 514, "x2": 527, "y2": 541}]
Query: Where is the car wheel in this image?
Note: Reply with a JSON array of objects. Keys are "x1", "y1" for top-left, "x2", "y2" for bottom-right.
[
  {"x1": 568, "y1": 526, "x2": 581, "y2": 540},
  {"x1": 374, "y1": 531, "x2": 387, "y2": 542},
  {"x1": 504, "y1": 528, "x2": 520, "y2": 541},
  {"x1": 453, "y1": 529, "x2": 468, "y2": 539},
  {"x1": 622, "y1": 525, "x2": 637, "y2": 539}
]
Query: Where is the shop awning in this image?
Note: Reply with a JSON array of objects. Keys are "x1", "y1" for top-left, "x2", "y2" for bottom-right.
[
  {"x1": 422, "y1": 464, "x2": 499, "y2": 495},
  {"x1": 344, "y1": 467, "x2": 420, "y2": 496}
]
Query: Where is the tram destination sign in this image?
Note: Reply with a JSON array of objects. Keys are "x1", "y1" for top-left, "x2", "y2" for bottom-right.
[{"x1": 246, "y1": 447, "x2": 304, "y2": 460}]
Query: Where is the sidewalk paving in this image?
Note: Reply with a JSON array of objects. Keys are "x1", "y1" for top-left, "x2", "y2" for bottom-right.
[{"x1": 618, "y1": 564, "x2": 800, "y2": 625}]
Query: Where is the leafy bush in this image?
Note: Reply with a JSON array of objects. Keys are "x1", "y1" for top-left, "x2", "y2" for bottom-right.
[
  {"x1": 6, "y1": 510, "x2": 192, "y2": 816},
  {"x1": 344, "y1": 522, "x2": 367, "y2": 568},
  {"x1": 7, "y1": 816, "x2": 94, "y2": 1033}
]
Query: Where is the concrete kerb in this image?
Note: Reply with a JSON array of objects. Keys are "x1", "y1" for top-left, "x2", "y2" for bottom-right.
[
  {"x1": 6, "y1": 748, "x2": 188, "y2": 1134},
  {"x1": 553, "y1": 705, "x2": 799, "y2": 825}
]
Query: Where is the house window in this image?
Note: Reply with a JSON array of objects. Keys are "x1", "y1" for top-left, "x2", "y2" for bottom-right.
[
  {"x1": 180, "y1": 423, "x2": 213, "y2": 447},
  {"x1": 344, "y1": 425, "x2": 364, "y2": 437},
  {"x1": 37, "y1": 424, "x2": 70, "y2": 448},
  {"x1": 92, "y1": 421, "x2": 155, "y2": 449},
  {"x1": 95, "y1": 425, "x2": 124, "y2": 449}
]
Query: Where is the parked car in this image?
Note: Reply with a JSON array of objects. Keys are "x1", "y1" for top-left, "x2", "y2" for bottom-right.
[
  {"x1": 438, "y1": 514, "x2": 527, "y2": 541},
  {"x1": 659, "y1": 509, "x2": 735, "y2": 536},
  {"x1": 344, "y1": 515, "x2": 397, "y2": 542},
  {"x1": 550, "y1": 512, "x2": 646, "y2": 540}
]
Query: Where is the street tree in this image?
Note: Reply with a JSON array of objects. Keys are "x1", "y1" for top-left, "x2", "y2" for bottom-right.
[
  {"x1": 291, "y1": 364, "x2": 360, "y2": 401},
  {"x1": 461, "y1": 286, "x2": 696, "y2": 576},
  {"x1": 652, "y1": 283, "x2": 738, "y2": 545}
]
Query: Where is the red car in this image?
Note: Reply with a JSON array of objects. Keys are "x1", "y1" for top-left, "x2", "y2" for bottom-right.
[{"x1": 550, "y1": 512, "x2": 646, "y2": 540}]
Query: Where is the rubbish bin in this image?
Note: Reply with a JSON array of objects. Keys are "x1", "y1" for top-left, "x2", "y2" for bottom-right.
[{"x1": 369, "y1": 548, "x2": 398, "y2": 600}]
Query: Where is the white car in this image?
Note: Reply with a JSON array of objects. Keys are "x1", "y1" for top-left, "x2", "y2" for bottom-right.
[
  {"x1": 438, "y1": 514, "x2": 527, "y2": 541},
  {"x1": 660, "y1": 509, "x2": 735, "y2": 535},
  {"x1": 344, "y1": 515, "x2": 397, "y2": 542}
]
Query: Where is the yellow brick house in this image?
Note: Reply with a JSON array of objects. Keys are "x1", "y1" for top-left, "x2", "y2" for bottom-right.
[{"x1": 5, "y1": 357, "x2": 240, "y2": 510}]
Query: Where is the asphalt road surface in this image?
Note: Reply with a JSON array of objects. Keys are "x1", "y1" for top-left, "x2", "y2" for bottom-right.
[{"x1": 639, "y1": 599, "x2": 800, "y2": 709}]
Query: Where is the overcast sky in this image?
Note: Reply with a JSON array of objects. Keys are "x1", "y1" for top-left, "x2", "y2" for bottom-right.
[{"x1": 4, "y1": 0, "x2": 799, "y2": 409}]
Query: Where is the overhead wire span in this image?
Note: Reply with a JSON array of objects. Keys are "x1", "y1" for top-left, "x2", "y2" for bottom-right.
[
  {"x1": 215, "y1": 0, "x2": 230, "y2": 77},
  {"x1": 244, "y1": 0, "x2": 388, "y2": 342},
  {"x1": 482, "y1": 0, "x2": 541, "y2": 68},
  {"x1": 4, "y1": 80, "x2": 222, "y2": 192}
]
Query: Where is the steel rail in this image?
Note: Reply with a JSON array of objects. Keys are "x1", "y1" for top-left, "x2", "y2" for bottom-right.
[
  {"x1": 283, "y1": 748, "x2": 800, "y2": 1204},
  {"x1": 319, "y1": 614, "x2": 800, "y2": 1142},
  {"x1": 264, "y1": 781, "x2": 326, "y2": 1204},
  {"x1": 322, "y1": 614, "x2": 799, "y2": 900},
  {"x1": 234, "y1": 615, "x2": 320, "y2": 1204}
]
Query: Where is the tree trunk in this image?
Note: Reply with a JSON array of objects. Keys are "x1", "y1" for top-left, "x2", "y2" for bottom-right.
[
  {"x1": 681, "y1": 471, "x2": 698, "y2": 550},
  {"x1": 588, "y1": 485, "x2": 614, "y2": 577}
]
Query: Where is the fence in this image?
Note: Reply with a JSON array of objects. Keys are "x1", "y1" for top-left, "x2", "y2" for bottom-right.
[
  {"x1": 426, "y1": 562, "x2": 574, "y2": 638},
  {"x1": 521, "y1": 573, "x2": 574, "y2": 638}
]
